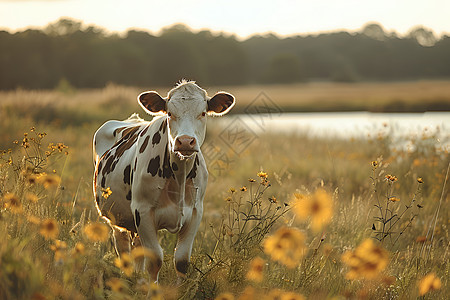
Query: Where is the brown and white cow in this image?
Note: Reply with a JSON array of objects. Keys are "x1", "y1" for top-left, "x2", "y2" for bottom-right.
[{"x1": 93, "y1": 80, "x2": 235, "y2": 282}]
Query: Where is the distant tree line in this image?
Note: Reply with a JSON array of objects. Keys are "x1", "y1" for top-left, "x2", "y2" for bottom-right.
[{"x1": 0, "y1": 19, "x2": 449, "y2": 89}]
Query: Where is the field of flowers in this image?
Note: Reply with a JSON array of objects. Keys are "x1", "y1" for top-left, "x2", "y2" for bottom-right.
[{"x1": 0, "y1": 86, "x2": 448, "y2": 299}]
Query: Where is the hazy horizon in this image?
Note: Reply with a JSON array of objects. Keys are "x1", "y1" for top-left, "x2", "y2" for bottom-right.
[
  {"x1": 0, "y1": 0, "x2": 449, "y2": 39},
  {"x1": 0, "y1": 17, "x2": 447, "y2": 42}
]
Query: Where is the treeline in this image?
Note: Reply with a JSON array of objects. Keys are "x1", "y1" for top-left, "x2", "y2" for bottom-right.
[{"x1": 1, "y1": 19, "x2": 449, "y2": 89}]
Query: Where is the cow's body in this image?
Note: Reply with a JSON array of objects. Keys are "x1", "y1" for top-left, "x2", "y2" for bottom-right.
[{"x1": 93, "y1": 81, "x2": 234, "y2": 282}]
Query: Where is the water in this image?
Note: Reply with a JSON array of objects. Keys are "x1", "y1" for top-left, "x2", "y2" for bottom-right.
[{"x1": 215, "y1": 112, "x2": 450, "y2": 151}]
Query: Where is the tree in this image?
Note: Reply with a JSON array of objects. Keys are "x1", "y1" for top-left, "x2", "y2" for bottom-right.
[
  {"x1": 408, "y1": 26, "x2": 437, "y2": 47},
  {"x1": 262, "y1": 53, "x2": 302, "y2": 83}
]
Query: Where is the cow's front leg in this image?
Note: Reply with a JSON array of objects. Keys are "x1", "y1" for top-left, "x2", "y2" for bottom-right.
[
  {"x1": 174, "y1": 206, "x2": 202, "y2": 280},
  {"x1": 133, "y1": 208, "x2": 163, "y2": 283}
]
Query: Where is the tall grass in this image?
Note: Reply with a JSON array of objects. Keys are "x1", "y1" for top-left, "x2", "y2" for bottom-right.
[{"x1": 0, "y1": 87, "x2": 448, "y2": 299}]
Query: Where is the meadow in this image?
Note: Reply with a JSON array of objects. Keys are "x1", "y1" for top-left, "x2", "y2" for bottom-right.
[{"x1": 0, "y1": 82, "x2": 448, "y2": 299}]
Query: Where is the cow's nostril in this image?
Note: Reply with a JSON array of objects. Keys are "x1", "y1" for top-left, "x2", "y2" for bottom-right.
[{"x1": 175, "y1": 135, "x2": 196, "y2": 150}]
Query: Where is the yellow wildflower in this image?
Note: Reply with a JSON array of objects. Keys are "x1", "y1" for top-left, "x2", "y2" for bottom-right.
[
  {"x1": 56, "y1": 143, "x2": 68, "y2": 152},
  {"x1": 263, "y1": 227, "x2": 306, "y2": 268},
  {"x1": 293, "y1": 189, "x2": 333, "y2": 232},
  {"x1": 84, "y1": 222, "x2": 109, "y2": 242},
  {"x1": 25, "y1": 173, "x2": 37, "y2": 185},
  {"x1": 72, "y1": 242, "x2": 85, "y2": 255},
  {"x1": 114, "y1": 253, "x2": 134, "y2": 277},
  {"x1": 50, "y1": 240, "x2": 67, "y2": 262},
  {"x1": 264, "y1": 289, "x2": 283, "y2": 300},
  {"x1": 22, "y1": 135, "x2": 30, "y2": 148},
  {"x1": 40, "y1": 218, "x2": 59, "y2": 239},
  {"x1": 417, "y1": 177, "x2": 424, "y2": 183},
  {"x1": 248, "y1": 178, "x2": 256, "y2": 183},
  {"x1": 389, "y1": 197, "x2": 400, "y2": 202},
  {"x1": 238, "y1": 286, "x2": 255, "y2": 300},
  {"x1": 371, "y1": 161, "x2": 378, "y2": 168},
  {"x1": 418, "y1": 272, "x2": 441, "y2": 296},
  {"x1": 342, "y1": 239, "x2": 389, "y2": 280},
  {"x1": 3, "y1": 193, "x2": 23, "y2": 213},
  {"x1": 131, "y1": 246, "x2": 156, "y2": 260},
  {"x1": 385, "y1": 174, "x2": 398, "y2": 182},
  {"x1": 246, "y1": 257, "x2": 265, "y2": 282},
  {"x1": 257, "y1": 171, "x2": 268, "y2": 179},
  {"x1": 50, "y1": 239, "x2": 67, "y2": 252},
  {"x1": 240, "y1": 186, "x2": 247, "y2": 192},
  {"x1": 106, "y1": 277, "x2": 126, "y2": 293},
  {"x1": 101, "y1": 187, "x2": 112, "y2": 199},
  {"x1": 148, "y1": 282, "x2": 162, "y2": 300},
  {"x1": 37, "y1": 173, "x2": 61, "y2": 189}
]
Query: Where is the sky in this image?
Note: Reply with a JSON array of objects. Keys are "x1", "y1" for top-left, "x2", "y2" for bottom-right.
[{"x1": 0, "y1": 0, "x2": 449, "y2": 38}]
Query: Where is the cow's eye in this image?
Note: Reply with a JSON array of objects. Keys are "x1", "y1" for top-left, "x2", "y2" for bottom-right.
[
  {"x1": 201, "y1": 112, "x2": 206, "y2": 117},
  {"x1": 168, "y1": 112, "x2": 172, "y2": 117}
]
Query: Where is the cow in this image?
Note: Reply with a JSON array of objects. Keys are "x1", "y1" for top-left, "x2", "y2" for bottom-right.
[{"x1": 92, "y1": 80, "x2": 235, "y2": 283}]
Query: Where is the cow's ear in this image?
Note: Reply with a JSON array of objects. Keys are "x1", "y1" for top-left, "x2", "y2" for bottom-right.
[
  {"x1": 138, "y1": 91, "x2": 167, "y2": 115},
  {"x1": 207, "y1": 92, "x2": 235, "y2": 116}
]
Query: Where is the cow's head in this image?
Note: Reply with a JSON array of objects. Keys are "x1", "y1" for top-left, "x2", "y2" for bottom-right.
[{"x1": 138, "y1": 80, "x2": 235, "y2": 159}]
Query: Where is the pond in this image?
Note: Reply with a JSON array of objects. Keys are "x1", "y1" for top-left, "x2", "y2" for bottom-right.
[{"x1": 213, "y1": 112, "x2": 450, "y2": 151}]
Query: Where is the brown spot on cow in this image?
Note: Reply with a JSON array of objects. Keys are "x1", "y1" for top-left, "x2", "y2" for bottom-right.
[
  {"x1": 140, "y1": 124, "x2": 150, "y2": 137},
  {"x1": 159, "y1": 119, "x2": 167, "y2": 134},
  {"x1": 121, "y1": 126, "x2": 140, "y2": 139},
  {"x1": 161, "y1": 144, "x2": 174, "y2": 179},
  {"x1": 115, "y1": 133, "x2": 138, "y2": 158},
  {"x1": 109, "y1": 126, "x2": 141, "y2": 159},
  {"x1": 187, "y1": 155, "x2": 199, "y2": 179},
  {"x1": 140, "y1": 136, "x2": 150, "y2": 153},
  {"x1": 123, "y1": 165, "x2": 131, "y2": 185},
  {"x1": 97, "y1": 160, "x2": 103, "y2": 174},
  {"x1": 148, "y1": 156, "x2": 160, "y2": 176},
  {"x1": 103, "y1": 155, "x2": 114, "y2": 176},
  {"x1": 126, "y1": 190, "x2": 132, "y2": 201},
  {"x1": 152, "y1": 131, "x2": 161, "y2": 146},
  {"x1": 172, "y1": 162, "x2": 178, "y2": 171},
  {"x1": 111, "y1": 159, "x2": 118, "y2": 173},
  {"x1": 135, "y1": 209, "x2": 141, "y2": 227},
  {"x1": 113, "y1": 126, "x2": 126, "y2": 137}
]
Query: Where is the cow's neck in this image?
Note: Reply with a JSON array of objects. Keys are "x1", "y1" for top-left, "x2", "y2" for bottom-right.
[
  {"x1": 168, "y1": 151, "x2": 196, "y2": 229},
  {"x1": 169, "y1": 151, "x2": 196, "y2": 185}
]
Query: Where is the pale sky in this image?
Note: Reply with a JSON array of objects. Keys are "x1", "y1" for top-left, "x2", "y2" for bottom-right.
[{"x1": 0, "y1": 0, "x2": 449, "y2": 38}]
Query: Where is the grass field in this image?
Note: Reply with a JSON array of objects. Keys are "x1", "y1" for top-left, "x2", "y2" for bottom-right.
[{"x1": 0, "y1": 82, "x2": 449, "y2": 299}]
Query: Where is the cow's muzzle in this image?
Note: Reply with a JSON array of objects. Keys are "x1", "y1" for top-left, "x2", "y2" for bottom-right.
[{"x1": 174, "y1": 135, "x2": 198, "y2": 157}]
